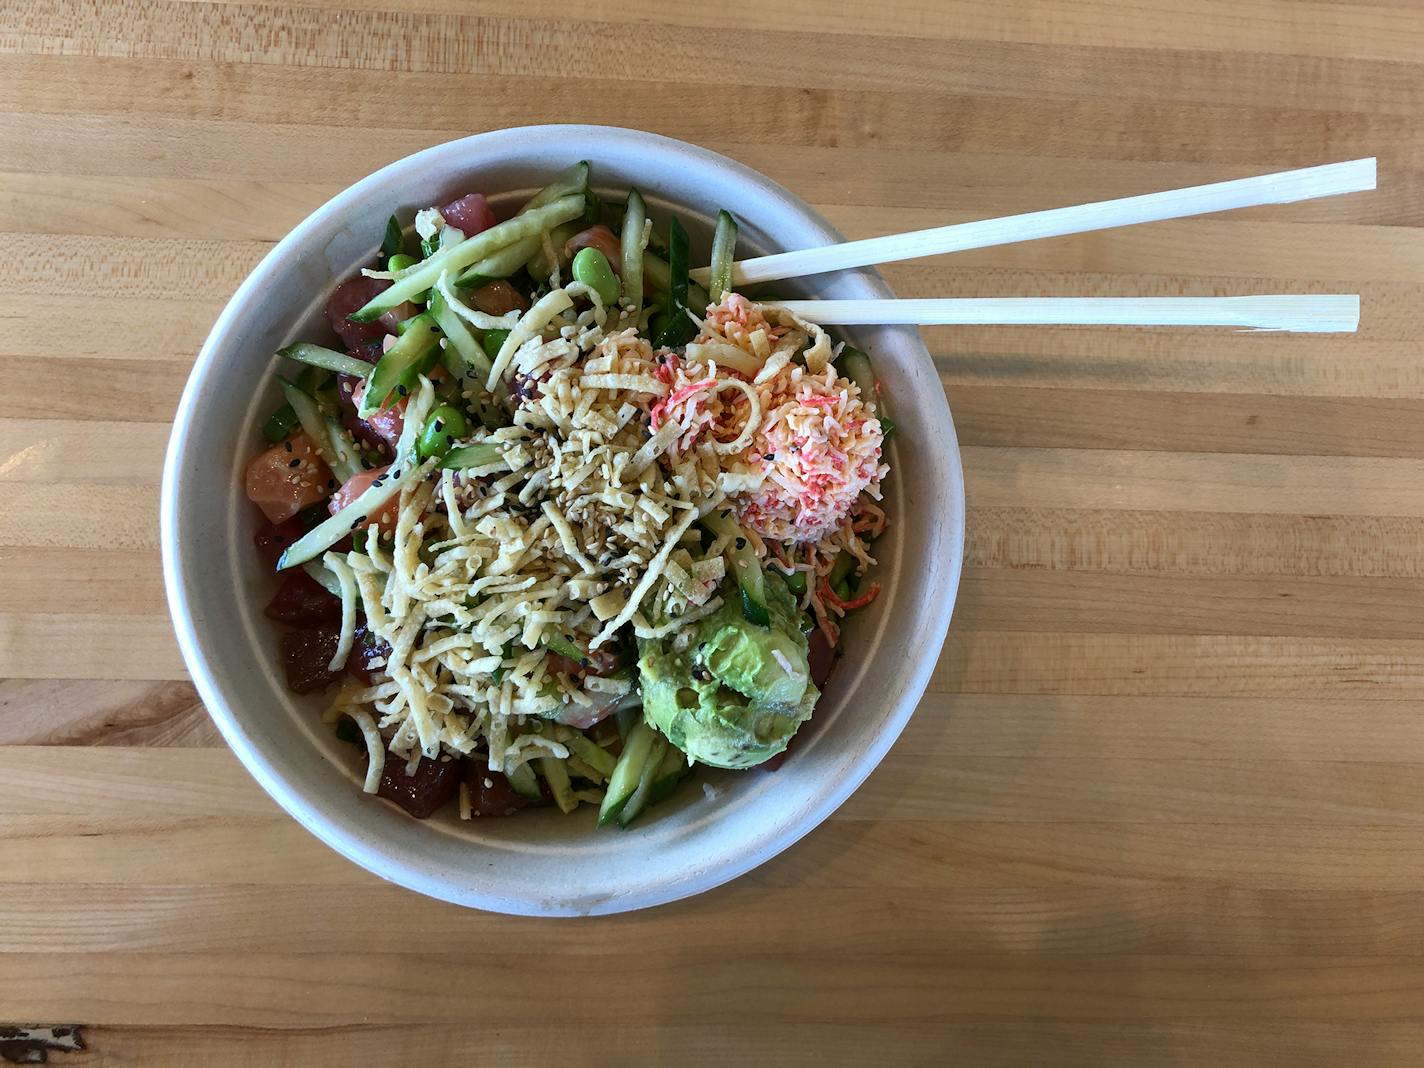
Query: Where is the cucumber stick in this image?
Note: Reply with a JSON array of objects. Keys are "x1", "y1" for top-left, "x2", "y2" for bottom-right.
[
  {"x1": 538, "y1": 756, "x2": 578, "y2": 814},
  {"x1": 452, "y1": 165, "x2": 589, "y2": 286},
  {"x1": 643, "y1": 251, "x2": 710, "y2": 318},
  {"x1": 276, "y1": 460, "x2": 427, "y2": 570},
  {"x1": 707, "y1": 210, "x2": 738, "y2": 304},
  {"x1": 359, "y1": 314, "x2": 440, "y2": 417},
  {"x1": 279, "y1": 342, "x2": 372, "y2": 379},
  {"x1": 523, "y1": 161, "x2": 590, "y2": 212},
  {"x1": 352, "y1": 195, "x2": 586, "y2": 321},
  {"x1": 278, "y1": 378, "x2": 361, "y2": 482},
  {"x1": 702, "y1": 510, "x2": 769, "y2": 626},
  {"x1": 617, "y1": 733, "x2": 669, "y2": 828},
  {"x1": 621, "y1": 188, "x2": 647, "y2": 316},
  {"x1": 505, "y1": 761, "x2": 541, "y2": 801},
  {"x1": 647, "y1": 746, "x2": 690, "y2": 806},
  {"x1": 438, "y1": 442, "x2": 502, "y2": 470},
  {"x1": 598, "y1": 720, "x2": 655, "y2": 826},
  {"x1": 427, "y1": 289, "x2": 492, "y2": 380},
  {"x1": 565, "y1": 733, "x2": 617, "y2": 778},
  {"x1": 838, "y1": 346, "x2": 876, "y2": 405}
]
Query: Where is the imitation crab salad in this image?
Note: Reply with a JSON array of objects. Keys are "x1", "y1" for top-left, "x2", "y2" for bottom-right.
[{"x1": 246, "y1": 163, "x2": 893, "y2": 827}]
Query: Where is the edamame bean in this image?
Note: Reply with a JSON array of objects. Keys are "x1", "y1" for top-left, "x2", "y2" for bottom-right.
[
  {"x1": 416, "y1": 404, "x2": 469, "y2": 460},
  {"x1": 387, "y1": 253, "x2": 418, "y2": 273},
  {"x1": 481, "y1": 328, "x2": 511, "y2": 362},
  {"x1": 571, "y1": 247, "x2": 620, "y2": 307}
]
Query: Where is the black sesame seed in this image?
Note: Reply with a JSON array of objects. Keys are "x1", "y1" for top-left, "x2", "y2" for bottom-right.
[
  {"x1": 283, "y1": 441, "x2": 294, "y2": 453},
  {"x1": 735, "y1": 537, "x2": 747, "y2": 550},
  {"x1": 396, "y1": 385, "x2": 408, "y2": 397},
  {"x1": 326, "y1": 479, "x2": 336, "y2": 489},
  {"x1": 288, "y1": 458, "x2": 301, "y2": 468}
]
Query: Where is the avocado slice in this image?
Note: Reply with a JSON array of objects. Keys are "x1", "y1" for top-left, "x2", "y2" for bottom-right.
[{"x1": 637, "y1": 578, "x2": 818, "y2": 770}]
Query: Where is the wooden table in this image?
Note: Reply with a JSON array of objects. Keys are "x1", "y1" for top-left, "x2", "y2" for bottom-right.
[{"x1": 4, "y1": 1, "x2": 1422, "y2": 1063}]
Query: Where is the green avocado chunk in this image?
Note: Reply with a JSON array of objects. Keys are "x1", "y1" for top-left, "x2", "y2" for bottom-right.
[{"x1": 638, "y1": 577, "x2": 818, "y2": 769}]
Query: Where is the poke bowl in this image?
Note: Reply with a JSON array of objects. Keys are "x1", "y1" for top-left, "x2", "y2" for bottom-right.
[{"x1": 161, "y1": 125, "x2": 964, "y2": 915}]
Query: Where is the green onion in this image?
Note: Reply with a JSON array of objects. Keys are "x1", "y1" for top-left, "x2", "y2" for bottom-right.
[
  {"x1": 482, "y1": 329, "x2": 510, "y2": 362},
  {"x1": 653, "y1": 217, "x2": 696, "y2": 348},
  {"x1": 261, "y1": 403, "x2": 298, "y2": 443},
  {"x1": 416, "y1": 404, "x2": 468, "y2": 461},
  {"x1": 381, "y1": 215, "x2": 402, "y2": 261}
]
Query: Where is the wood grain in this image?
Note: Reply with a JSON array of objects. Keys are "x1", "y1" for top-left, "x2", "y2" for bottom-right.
[{"x1": 4, "y1": 0, "x2": 1423, "y2": 1062}]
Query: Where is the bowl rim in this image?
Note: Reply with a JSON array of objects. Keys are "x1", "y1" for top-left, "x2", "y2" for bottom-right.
[{"x1": 161, "y1": 124, "x2": 965, "y2": 914}]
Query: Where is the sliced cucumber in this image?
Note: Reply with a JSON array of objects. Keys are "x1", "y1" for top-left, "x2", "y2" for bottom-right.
[
  {"x1": 279, "y1": 342, "x2": 372, "y2": 379},
  {"x1": 542, "y1": 632, "x2": 588, "y2": 666},
  {"x1": 702, "y1": 510, "x2": 769, "y2": 626},
  {"x1": 321, "y1": 415, "x2": 364, "y2": 483},
  {"x1": 301, "y1": 559, "x2": 344, "y2": 598},
  {"x1": 438, "y1": 442, "x2": 503, "y2": 470},
  {"x1": 279, "y1": 378, "x2": 361, "y2": 482},
  {"x1": 523, "y1": 161, "x2": 590, "y2": 212},
  {"x1": 565, "y1": 733, "x2": 616, "y2": 779},
  {"x1": 277, "y1": 460, "x2": 426, "y2": 570},
  {"x1": 647, "y1": 746, "x2": 690, "y2": 806},
  {"x1": 351, "y1": 195, "x2": 587, "y2": 321},
  {"x1": 617, "y1": 733, "x2": 668, "y2": 828},
  {"x1": 505, "y1": 761, "x2": 542, "y2": 801},
  {"x1": 566, "y1": 755, "x2": 605, "y2": 784},
  {"x1": 454, "y1": 233, "x2": 541, "y2": 287},
  {"x1": 707, "y1": 209, "x2": 738, "y2": 304},
  {"x1": 643, "y1": 251, "x2": 710, "y2": 319},
  {"x1": 621, "y1": 188, "x2": 647, "y2": 317},
  {"x1": 427, "y1": 289, "x2": 492, "y2": 380},
  {"x1": 524, "y1": 220, "x2": 582, "y2": 282},
  {"x1": 537, "y1": 756, "x2": 578, "y2": 814},
  {"x1": 838, "y1": 346, "x2": 877, "y2": 407},
  {"x1": 598, "y1": 720, "x2": 655, "y2": 826},
  {"x1": 359, "y1": 314, "x2": 441, "y2": 417},
  {"x1": 451, "y1": 164, "x2": 589, "y2": 288}
]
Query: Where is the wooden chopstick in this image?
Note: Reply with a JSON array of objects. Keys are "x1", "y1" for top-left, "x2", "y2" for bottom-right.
[
  {"x1": 692, "y1": 158, "x2": 1377, "y2": 287},
  {"x1": 769, "y1": 295, "x2": 1360, "y2": 333}
]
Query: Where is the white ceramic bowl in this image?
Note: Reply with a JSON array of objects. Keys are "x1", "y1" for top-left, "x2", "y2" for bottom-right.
[{"x1": 162, "y1": 125, "x2": 964, "y2": 915}]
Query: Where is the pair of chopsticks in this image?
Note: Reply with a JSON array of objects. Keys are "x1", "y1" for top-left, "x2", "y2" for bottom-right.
[{"x1": 692, "y1": 158, "x2": 1375, "y2": 333}]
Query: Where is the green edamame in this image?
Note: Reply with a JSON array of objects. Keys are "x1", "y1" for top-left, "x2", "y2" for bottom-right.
[
  {"x1": 416, "y1": 404, "x2": 469, "y2": 460},
  {"x1": 571, "y1": 247, "x2": 620, "y2": 307},
  {"x1": 482, "y1": 329, "x2": 511, "y2": 362},
  {"x1": 387, "y1": 253, "x2": 417, "y2": 273}
]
